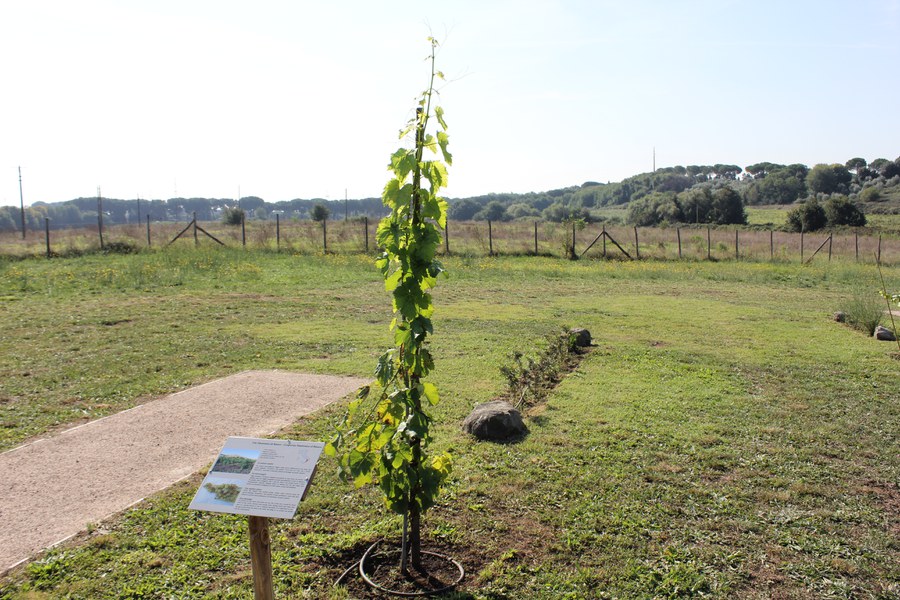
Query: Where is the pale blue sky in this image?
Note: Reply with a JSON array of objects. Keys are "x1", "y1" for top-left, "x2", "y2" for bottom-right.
[{"x1": 2, "y1": 0, "x2": 898, "y2": 207}]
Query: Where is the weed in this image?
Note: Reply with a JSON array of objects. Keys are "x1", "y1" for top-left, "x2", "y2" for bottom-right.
[{"x1": 840, "y1": 290, "x2": 885, "y2": 335}]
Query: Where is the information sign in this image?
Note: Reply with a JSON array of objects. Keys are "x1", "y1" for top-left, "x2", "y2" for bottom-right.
[{"x1": 189, "y1": 437, "x2": 323, "y2": 519}]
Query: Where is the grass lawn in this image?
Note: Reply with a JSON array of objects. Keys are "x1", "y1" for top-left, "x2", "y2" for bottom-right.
[{"x1": 0, "y1": 249, "x2": 898, "y2": 599}]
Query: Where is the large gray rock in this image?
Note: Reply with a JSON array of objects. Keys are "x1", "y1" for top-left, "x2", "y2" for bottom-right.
[
  {"x1": 874, "y1": 325, "x2": 897, "y2": 341},
  {"x1": 569, "y1": 327, "x2": 592, "y2": 347},
  {"x1": 462, "y1": 401, "x2": 527, "y2": 441}
]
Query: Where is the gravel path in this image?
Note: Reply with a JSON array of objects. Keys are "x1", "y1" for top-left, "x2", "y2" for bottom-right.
[{"x1": 0, "y1": 370, "x2": 366, "y2": 572}]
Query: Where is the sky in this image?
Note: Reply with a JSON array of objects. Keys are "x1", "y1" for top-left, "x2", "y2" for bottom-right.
[{"x1": 2, "y1": 0, "x2": 899, "y2": 207}]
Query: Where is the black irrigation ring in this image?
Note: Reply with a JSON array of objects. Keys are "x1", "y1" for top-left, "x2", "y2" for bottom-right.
[{"x1": 335, "y1": 539, "x2": 464, "y2": 597}]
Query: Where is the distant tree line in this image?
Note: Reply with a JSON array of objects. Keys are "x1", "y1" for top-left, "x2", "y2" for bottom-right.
[{"x1": 3, "y1": 156, "x2": 898, "y2": 234}]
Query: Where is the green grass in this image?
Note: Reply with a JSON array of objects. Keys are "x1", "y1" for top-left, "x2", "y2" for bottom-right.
[{"x1": 1, "y1": 249, "x2": 898, "y2": 598}]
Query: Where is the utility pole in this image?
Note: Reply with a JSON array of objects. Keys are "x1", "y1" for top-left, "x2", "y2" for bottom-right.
[{"x1": 18, "y1": 166, "x2": 26, "y2": 239}]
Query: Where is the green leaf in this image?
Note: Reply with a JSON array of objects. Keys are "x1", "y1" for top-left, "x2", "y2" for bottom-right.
[
  {"x1": 384, "y1": 268, "x2": 403, "y2": 292},
  {"x1": 437, "y1": 131, "x2": 452, "y2": 165},
  {"x1": 421, "y1": 382, "x2": 439, "y2": 405},
  {"x1": 435, "y1": 106, "x2": 448, "y2": 130},
  {"x1": 389, "y1": 148, "x2": 416, "y2": 180}
]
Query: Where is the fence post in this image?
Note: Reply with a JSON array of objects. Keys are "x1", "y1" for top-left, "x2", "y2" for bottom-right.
[
  {"x1": 572, "y1": 221, "x2": 577, "y2": 257},
  {"x1": 534, "y1": 221, "x2": 538, "y2": 255},
  {"x1": 365, "y1": 216, "x2": 370, "y2": 253},
  {"x1": 770, "y1": 229, "x2": 774, "y2": 260},
  {"x1": 828, "y1": 234, "x2": 832, "y2": 262},
  {"x1": 488, "y1": 220, "x2": 493, "y2": 256},
  {"x1": 800, "y1": 228, "x2": 804, "y2": 263},
  {"x1": 44, "y1": 217, "x2": 51, "y2": 258},
  {"x1": 276, "y1": 214, "x2": 280, "y2": 249},
  {"x1": 855, "y1": 232, "x2": 859, "y2": 262},
  {"x1": 634, "y1": 226, "x2": 640, "y2": 259},
  {"x1": 877, "y1": 235, "x2": 882, "y2": 264},
  {"x1": 98, "y1": 193, "x2": 105, "y2": 250},
  {"x1": 193, "y1": 212, "x2": 198, "y2": 246},
  {"x1": 241, "y1": 213, "x2": 246, "y2": 247},
  {"x1": 602, "y1": 225, "x2": 606, "y2": 257},
  {"x1": 444, "y1": 220, "x2": 449, "y2": 255},
  {"x1": 323, "y1": 218, "x2": 327, "y2": 253},
  {"x1": 146, "y1": 214, "x2": 151, "y2": 247},
  {"x1": 676, "y1": 227, "x2": 682, "y2": 259},
  {"x1": 735, "y1": 229, "x2": 739, "y2": 260},
  {"x1": 707, "y1": 226, "x2": 711, "y2": 260}
]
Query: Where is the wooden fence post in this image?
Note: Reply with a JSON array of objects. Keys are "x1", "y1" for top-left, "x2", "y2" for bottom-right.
[
  {"x1": 44, "y1": 217, "x2": 51, "y2": 258},
  {"x1": 193, "y1": 212, "x2": 198, "y2": 246},
  {"x1": 146, "y1": 214, "x2": 152, "y2": 247},
  {"x1": 828, "y1": 233, "x2": 832, "y2": 262},
  {"x1": 572, "y1": 221, "x2": 577, "y2": 257},
  {"x1": 877, "y1": 235, "x2": 882, "y2": 264},
  {"x1": 706, "y1": 226, "x2": 711, "y2": 260},
  {"x1": 770, "y1": 229, "x2": 774, "y2": 260},
  {"x1": 534, "y1": 221, "x2": 538, "y2": 255},
  {"x1": 735, "y1": 229, "x2": 739, "y2": 260},
  {"x1": 855, "y1": 232, "x2": 859, "y2": 262},
  {"x1": 676, "y1": 227, "x2": 682, "y2": 259},
  {"x1": 365, "y1": 216, "x2": 370, "y2": 253},
  {"x1": 634, "y1": 226, "x2": 640, "y2": 259},
  {"x1": 241, "y1": 213, "x2": 246, "y2": 247},
  {"x1": 488, "y1": 220, "x2": 493, "y2": 256},
  {"x1": 602, "y1": 225, "x2": 607, "y2": 257},
  {"x1": 800, "y1": 228, "x2": 804, "y2": 263},
  {"x1": 322, "y1": 218, "x2": 327, "y2": 253},
  {"x1": 444, "y1": 220, "x2": 449, "y2": 255},
  {"x1": 276, "y1": 214, "x2": 280, "y2": 249}
]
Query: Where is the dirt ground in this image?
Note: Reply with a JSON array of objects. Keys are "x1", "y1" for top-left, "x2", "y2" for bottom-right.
[{"x1": 0, "y1": 370, "x2": 366, "y2": 572}]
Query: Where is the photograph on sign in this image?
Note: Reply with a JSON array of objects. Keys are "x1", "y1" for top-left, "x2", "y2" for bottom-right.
[{"x1": 189, "y1": 437, "x2": 324, "y2": 519}]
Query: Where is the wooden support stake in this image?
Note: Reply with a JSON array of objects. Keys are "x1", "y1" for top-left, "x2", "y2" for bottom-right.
[
  {"x1": 735, "y1": 229, "x2": 739, "y2": 260},
  {"x1": 706, "y1": 226, "x2": 711, "y2": 260},
  {"x1": 800, "y1": 229, "x2": 804, "y2": 263},
  {"x1": 241, "y1": 213, "x2": 246, "y2": 247},
  {"x1": 444, "y1": 220, "x2": 449, "y2": 255},
  {"x1": 828, "y1": 233, "x2": 832, "y2": 262},
  {"x1": 534, "y1": 221, "x2": 538, "y2": 255},
  {"x1": 44, "y1": 217, "x2": 51, "y2": 258},
  {"x1": 770, "y1": 229, "x2": 774, "y2": 260},
  {"x1": 634, "y1": 226, "x2": 640, "y2": 259},
  {"x1": 366, "y1": 216, "x2": 370, "y2": 253},
  {"x1": 855, "y1": 232, "x2": 859, "y2": 262},
  {"x1": 877, "y1": 235, "x2": 882, "y2": 264},
  {"x1": 193, "y1": 212, "x2": 199, "y2": 246},
  {"x1": 602, "y1": 225, "x2": 606, "y2": 257},
  {"x1": 276, "y1": 214, "x2": 280, "y2": 249},
  {"x1": 676, "y1": 227, "x2": 682, "y2": 259},
  {"x1": 146, "y1": 214, "x2": 151, "y2": 247},
  {"x1": 248, "y1": 516, "x2": 274, "y2": 600},
  {"x1": 322, "y1": 218, "x2": 327, "y2": 254}
]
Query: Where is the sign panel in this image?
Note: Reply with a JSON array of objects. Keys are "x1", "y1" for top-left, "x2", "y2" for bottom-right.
[{"x1": 189, "y1": 437, "x2": 323, "y2": 519}]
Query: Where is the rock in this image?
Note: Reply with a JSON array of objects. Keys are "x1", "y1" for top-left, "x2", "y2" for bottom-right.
[
  {"x1": 462, "y1": 401, "x2": 527, "y2": 441},
  {"x1": 569, "y1": 327, "x2": 592, "y2": 347},
  {"x1": 874, "y1": 325, "x2": 896, "y2": 341},
  {"x1": 833, "y1": 311, "x2": 846, "y2": 323}
]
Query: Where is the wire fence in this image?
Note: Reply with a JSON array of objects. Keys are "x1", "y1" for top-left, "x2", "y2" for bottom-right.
[{"x1": 1, "y1": 216, "x2": 898, "y2": 265}]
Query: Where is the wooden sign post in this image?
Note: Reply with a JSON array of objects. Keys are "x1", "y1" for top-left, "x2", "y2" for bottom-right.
[
  {"x1": 190, "y1": 437, "x2": 324, "y2": 600},
  {"x1": 249, "y1": 516, "x2": 274, "y2": 600}
]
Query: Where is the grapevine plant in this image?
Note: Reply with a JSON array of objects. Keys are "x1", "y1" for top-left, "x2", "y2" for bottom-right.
[{"x1": 326, "y1": 38, "x2": 453, "y2": 572}]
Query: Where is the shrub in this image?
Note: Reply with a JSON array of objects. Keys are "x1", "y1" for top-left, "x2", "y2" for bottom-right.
[
  {"x1": 824, "y1": 196, "x2": 866, "y2": 227},
  {"x1": 786, "y1": 199, "x2": 826, "y2": 232},
  {"x1": 221, "y1": 207, "x2": 245, "y2": 226}
]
